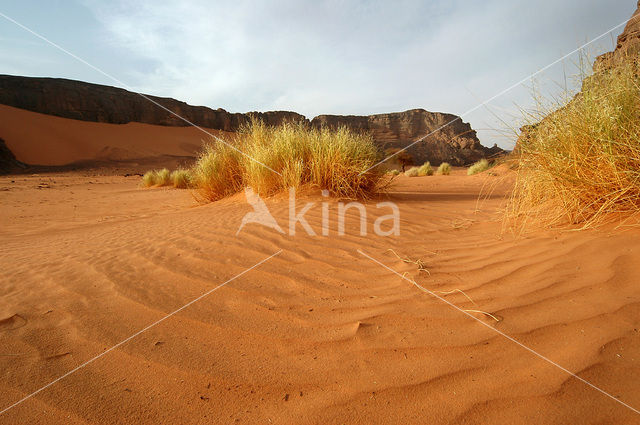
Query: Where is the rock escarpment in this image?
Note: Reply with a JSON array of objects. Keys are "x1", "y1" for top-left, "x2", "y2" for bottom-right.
[
  {"x1": 595, "y1": 1, "x2": 640, "y2": 70},
  {"x1": 312, "y1": 110, "x2": 501, "y2": 166},
  {"x1": 516, "y1": 1, "x2": 640, "y2": 150},
  {"x1": 0, "y1": 75, "x2": 307, "y2": 130},
  {"x1": 0, "y1": 75, "x2": 500, "y2": 167}
]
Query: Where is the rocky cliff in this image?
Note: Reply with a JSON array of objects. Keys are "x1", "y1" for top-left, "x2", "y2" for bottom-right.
[
  {"x1": 517, "y1": 1, "x2": 640, "y2": 151},
  {"x1": 0, "y1": 75, "x2": 307, "y2": 130},
  {"x1": 312, "y1": 110, "x2": 501, "y2": 166},
  {"x1": 0, "y1": 74, "x2": 499, "y2": 167},
  {"x1": 595, "y1": 1, "x2": 640, "y2": 70}
]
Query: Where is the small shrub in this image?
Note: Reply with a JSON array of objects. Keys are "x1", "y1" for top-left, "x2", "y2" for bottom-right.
[
  {"x1": 437, "y1": 162, "x2": 451, "y2": 175},
  {"x1": 467, "y1": 159, "x2": 489, "y2": 175},
  {"x1": 405, "y1": 166, "x2": 420, "y2": 177},
  {"x1": 171, "y1": 169, "x2": 192, "y2": 189},
  {"x1": 417, "y1": 162, "x2": 433, "y2": 176},
  {"x1": 141, "y1": 170, "x2": 156, "y2": 187},
  {"x1": 388, "y1": 169, "x2": 400, "y2": 176}
]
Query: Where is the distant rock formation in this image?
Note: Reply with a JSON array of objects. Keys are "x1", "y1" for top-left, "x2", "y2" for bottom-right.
[
  {"x1": 0, "y1": 75, "x2": 500, "y2": 167},
  {"x1": 312, "y1": 110, "x2": 501, "y2": 166},
  {"x1": 0, "y1": 75, "x2": 307, "y2": 130}
]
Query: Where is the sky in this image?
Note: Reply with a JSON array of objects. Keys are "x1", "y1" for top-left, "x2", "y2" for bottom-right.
[{"x1": 0, "y1": 0, "x2": 637, "y2": 149}]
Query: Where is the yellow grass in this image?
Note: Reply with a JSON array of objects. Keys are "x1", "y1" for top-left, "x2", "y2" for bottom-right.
[
  {"x1": 437, "y1": 162, "x2": 451, "y2": 175},
  {"x1": 141, "y1": 170, "x2": 156, "y2": 187},
  {"x1": 141, "y1": 168, "x2": 172, "y2": 187},
  {"x1": 467, "y1": 159, "x2": 489, "y2": 175},
  {"x1": 417, "y1": 162, "x2": 433, "y2": 176},
  {"x1": 170, "y1": 169, "x2": 192, "y2": 189},
  {"x1": 142, "y1": 168, "x2": 193, "y2": 189},
  {"x1": 508, "y1": 59, "x2": 640, "y2": 230},
  {"x1": 191, "y1": 141, "x2": 243, "y2": 201},
  {"x1": 156, "y1": 168, "x2": 172, "y2": 186},
  {"x1": 192, "y1": 120, "x2": 386, "y2": 201},
  {"x1": 405, "y1": 166, "x2": 420, "y2": 177}
]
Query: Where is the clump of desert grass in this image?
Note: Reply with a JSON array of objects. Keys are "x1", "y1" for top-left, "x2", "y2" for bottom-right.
[
  {"x1": 508, "y1": 58, "x2": 640, "y2": 230},
  {"x1": 170, "y1": 169, "x2": 193, "y2": 189},
  {"x1": 404, "y1": 166, "x2": 420, "y2": 177},
  {"x1": 191, "y1": 120, "x2": 385, "y2": 201},
  {"x1": 141, "y1": 168, "x2": 172, "y2": 187},
  {"x1": 467, "y1": 159, "x2": 489, "y2": 175},
  {"x1": 141, "y1": 170, "x2": 157, "y2": 187},
  {"x1": 437, "y1": 162, "x2": 451, "y2": 175},
  {"x1": 156, "y1": 168, "x2": 172, "y2": 186},
  {"x1": 405, "y1": 162, "x2": 434, "y2": 177},
  {"x1": 141, "y1": 168, "x2": 193, "y2": 188},
  {"x1": 191, "y1": 142, "x2": 243, "y2": 200},
  {"x1": 417, "y1": 162, "x2": 433, "y2": 176},
  {"x1": 387, "y1": 169, "x2": 400, "y2": 176},
  {"x1": 155, "y1": 168, "x2": 171, "y2": 186}
]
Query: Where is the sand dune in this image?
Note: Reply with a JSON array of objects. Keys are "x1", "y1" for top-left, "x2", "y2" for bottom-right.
[
  {"x1": 0, "y1": 104, "x2": 231, "y2": 166},
  {"x1": 0, "y1": 170, "x2": 639, "y2": 424}
]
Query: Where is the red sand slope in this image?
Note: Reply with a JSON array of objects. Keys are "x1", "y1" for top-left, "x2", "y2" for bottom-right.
[{"x1": 0, "y1": 105, "x2": 231, "y2": 165}]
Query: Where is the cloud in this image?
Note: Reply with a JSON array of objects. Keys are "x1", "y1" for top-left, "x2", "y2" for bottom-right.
[{"x1": 79, "y1": 0, "x2": 636, "y2": 148}]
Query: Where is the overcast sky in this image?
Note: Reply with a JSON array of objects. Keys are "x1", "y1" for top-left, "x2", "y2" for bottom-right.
[{"x1": 0, "y1": 0, "x2": 637, "y2": 148}]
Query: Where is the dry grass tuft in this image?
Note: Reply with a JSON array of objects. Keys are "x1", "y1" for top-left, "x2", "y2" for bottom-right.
[
  {"x1": 156, "y1": 168, "x2": 172, "y2": 186},
  {"x1": 437, "y1": 162, "x2": 451, "y2": 175},
  {"x1": 191, "y1": 141, "x2": 243, "y2": 201},
  {"x1": 467, "y1": 159, "x2": 489, "y2": 176},
  {"x1": 508, "y1": 59, "x2": 640, "y2": 230},
  {"x1": 141, "y1": 168, "x2": 172, "y2": 187},
  {"x1": 141, "y1": 170, "x2": 156, "y2": 187},
  {"x1": 170, "y1": 169, "x2": 192, "y2": 189},
  {"x1": 192, "y1": 119, "x2": 386, "y2": 202},
  {"x1": 417, "y1": 162, "x2": 433, "y2": 176},
  {"x1": 142, "y1": 168, "x2": 193, "y2": 189},
  {"x1": 404, "y1": 166, "x2": 420, "y2": 177}
]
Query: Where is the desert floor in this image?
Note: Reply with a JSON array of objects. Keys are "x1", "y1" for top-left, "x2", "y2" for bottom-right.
[{"x1": 0, "y1": 169, "x2": 639, "y2": 424}]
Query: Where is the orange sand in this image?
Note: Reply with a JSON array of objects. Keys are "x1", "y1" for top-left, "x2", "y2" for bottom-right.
[
  {"x1": 1, "y1": 168, "x2": 639, "y2": 424},
  {"x1": 0, "y1": 104, "x2": 231, "y2": 166}
]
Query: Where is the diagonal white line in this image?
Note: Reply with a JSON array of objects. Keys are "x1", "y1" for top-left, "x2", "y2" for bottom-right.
[
  {"x1": 360, "y1": 13, "x2": 640, "y2": 174},
  {"x1": 0, "y1": 249, "x2": 282, "y2": 417},
  {"x1": 357, "y1": 248, "x2": 640, "y2": 415},
  {"x1": 0, "y1": 11, "x2": 282, "y2": 176}
]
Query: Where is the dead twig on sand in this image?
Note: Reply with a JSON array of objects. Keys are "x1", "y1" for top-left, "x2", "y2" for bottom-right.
[
  {"x1": 399, "y1": 268, "x2": 501, "y2": 323},
  {"x1": 387, "y1": 249, "x2": 431, "y2": 275},
  {"x1": 462, "y1": 309, "x2": 501, "y2": 322}
]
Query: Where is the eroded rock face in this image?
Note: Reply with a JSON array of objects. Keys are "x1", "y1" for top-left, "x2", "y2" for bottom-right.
[
  {"x1": 0, "y1": 75, "x2": 499, "y2": 166},
  {"x1": 516, "y1": 2, "x2": 640, "y2": 150},
  {"x1": 595, "y1": 1, "x2": 640, "y2": 70},
  {"x1": 0, "y1": 75, "x2": 308, "y2": 130},
  {"x1": 312, "y1": 109, "x2": 499, "y2": 166}
]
